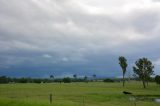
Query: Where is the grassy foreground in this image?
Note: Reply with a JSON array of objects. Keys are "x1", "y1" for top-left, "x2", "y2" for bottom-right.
[{"x1": 0, "y1": 81, "x2": 160, "y2": 106}]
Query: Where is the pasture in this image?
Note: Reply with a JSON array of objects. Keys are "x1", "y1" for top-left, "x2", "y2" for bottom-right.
[{"x1": 0, "y1": 81, "x2": 160, "y2": 106}]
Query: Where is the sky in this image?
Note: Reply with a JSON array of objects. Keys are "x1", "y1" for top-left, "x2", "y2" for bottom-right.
[{"x1": 0, "y1": 0, "x2": 160, "y2": 78}]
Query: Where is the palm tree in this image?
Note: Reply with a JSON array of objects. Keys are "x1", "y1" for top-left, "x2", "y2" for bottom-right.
[{"x1": 119, "y1": 56, "x2": 127, "y2": 87}]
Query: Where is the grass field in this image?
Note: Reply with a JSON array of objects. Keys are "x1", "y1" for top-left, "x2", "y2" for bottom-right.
[{"x1": 0, "y1": 81, "x2": 160, "y2": 106}]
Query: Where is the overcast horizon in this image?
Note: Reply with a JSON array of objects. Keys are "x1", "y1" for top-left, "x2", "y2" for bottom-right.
[{"x1": 1, "y1": 0, "x2": 160, "y2": 78}]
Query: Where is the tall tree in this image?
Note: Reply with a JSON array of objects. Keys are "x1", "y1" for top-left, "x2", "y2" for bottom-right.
[
  {"x1": 119, "y1": 56, "x2": 128, "y2": 87},
  {"x1": 133, "y1": 58, "x2": 154, "y2": 88}
]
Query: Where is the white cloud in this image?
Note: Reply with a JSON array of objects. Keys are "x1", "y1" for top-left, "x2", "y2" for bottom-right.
[
  {"x1": 61, "y1": 57, "x2": 69, "y2": 62},
  {"x1": 43, "y1": 54, "x2": 52, "y2": 58}
]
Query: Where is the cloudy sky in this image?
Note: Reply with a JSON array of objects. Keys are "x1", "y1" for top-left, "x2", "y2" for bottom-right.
[{"x1": 0, "y1": 0, "x2": 160, "y2": 78}]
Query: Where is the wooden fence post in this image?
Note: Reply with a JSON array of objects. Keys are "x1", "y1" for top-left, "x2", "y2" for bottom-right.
[
  {"x1": 49, "y1": 94, "x2": 52, "y2": 103},
  {"x1": 83, "y1": 96, "x2": 85, "y2": 106}
]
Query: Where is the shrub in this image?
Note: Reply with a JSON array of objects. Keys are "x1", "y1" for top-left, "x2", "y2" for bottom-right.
[
  {"x1": 63, "y1": 77, "x2": 71, "y2": 83},
  {"x1": 18, "y1": 78, "x2": 28, "y2": 83},
  {"x1": 0, "y1": 76, "x2": 9, "y2": 84},
  {"x1": 155, "y1": 75, "x2": 160, "y2": 85},
  {"x1": 103, "y1": 78, "x2": 114, "y2": 82},
  {"x1": 33, "y1": 79, "x2": 41, "y2": 83}
]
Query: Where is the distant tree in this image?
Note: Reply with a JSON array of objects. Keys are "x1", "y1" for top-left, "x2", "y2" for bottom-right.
[
  {"x1": 50, "y1": 75, "x2": 54, "y2": 79},
  {"x1": 155, "y1": 75, "x2": 160, "y2": 85},
  {"x1": 18, "y1": 78, "x2": 28, "y2": 83},
  {"x1": 84, "y1": 76, "x2": 87, "y2": 80},
  {"x1": 54, "y1": 78, "x2": 62, "y2": 83},
  {"x1": 103, "y1": 78, "x2": 114, "y2": 82},
  {"x1": 73, "y1": 74, "x2": 77, "y2": 79},
  {"x1": 63, "y1": 77, "x2": 71, "y2": 83},
  {"x1": 50, "y1": 75, "x2": 54, "y2": 82},
  {"x1": 133, "y1": 58, "x2": 154, "y2": 88},
  {"x1": 119, "y1": 56, "x2": 128, "y2": 87},
  {"x1": 84, "y1": 76, "x2": 88, "y2": 82},
  {"x1": 0, "y1": 76, "x2": 9, "y2": 84},
  {"x1": 92, "y1": 74, "x2": 96, "y2": 81},
  {"x1": 33, "y1": 79, "x2": 41, "y2": 83},
  {"x1": 73, "y1": 74, "x2": 77, "y2": 82}
]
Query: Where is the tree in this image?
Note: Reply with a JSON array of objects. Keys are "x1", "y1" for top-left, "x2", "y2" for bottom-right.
[
  {"x1": 0, "y1": 76, "x2": 9, "y2": 84},
  {"x1": 73, "y1": 74, "x2": 77, "y2": 79},
  {"x1": 155, "y1": 75, "x2": 160, "y2": 85},
  {"x1": 92, "y1": 74, "x2": 96, "y2": 81},
  {"x1": 18, "y1": 78, "x2": 28, "y2": 83},
  {"x1": 50, "y1": 75, "x2": 54, "y2": 79},
  {"x1": 119, "y1": 56, "x2": 128, "y2": 87},
  {"x1": 84, "y1": 76, "x2": 88, "y2": 82},
  {"x1": 63, "y1": 77, "x2": 71, "y2": 83},
  {"x1": 133, "y1": 58, "x2": 154, "y2": 88},
  {"x1": 73, "y1": 74, "x2": 77, "y2": 82},
  {"x1": 103, "y1": 78, "x2": 114, "y2": 82}
]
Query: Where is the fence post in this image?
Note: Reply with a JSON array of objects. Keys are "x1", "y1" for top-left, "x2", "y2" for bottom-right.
[
  {"x1": 83, "y1": 96, "x2": 85, "y2": 106},
  {"x1": 49, "y1": 93, "x2": 52, "y2": 103}
]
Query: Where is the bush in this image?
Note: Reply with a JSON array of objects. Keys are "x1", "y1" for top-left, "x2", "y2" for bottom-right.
[
  {"x1": 63, "y1": 77, "x2": 71, "y2": 83},
  {"x1": 54, "y1": 79, "x2": 62, "y2": 83},
  {"x1": 155, "y1": 75, "x2": 160, "y2": 85},
  {"x1": 18, "y1": 78, "x2": 28, "y2": 83},
  {"x1": 103, "y1": 78, "x2": 114, "y2": 82},
  {"x1": 33, "y1": 79, "x2": 41, "y2": 83},
  {"x1": 0, "y1": 76, "x2": 9, "y2": 84}
]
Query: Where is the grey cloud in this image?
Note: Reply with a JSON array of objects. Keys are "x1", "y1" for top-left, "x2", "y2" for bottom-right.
[{"x1": 0, "y1": 0, "x2": 160, "y2": 77}]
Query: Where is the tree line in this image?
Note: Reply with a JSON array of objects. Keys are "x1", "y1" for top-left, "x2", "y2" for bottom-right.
[
  {"x1": 0, "y1": 75, "x2": 158, "y2": 84},
  {"x1": 0, "y1": 75, "x2": 99, "y2": 84}
]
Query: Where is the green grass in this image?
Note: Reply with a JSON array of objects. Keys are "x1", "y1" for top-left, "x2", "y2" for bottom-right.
[{"x1": 0, "y1": 81, "x2": 160, "y2": 106}]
